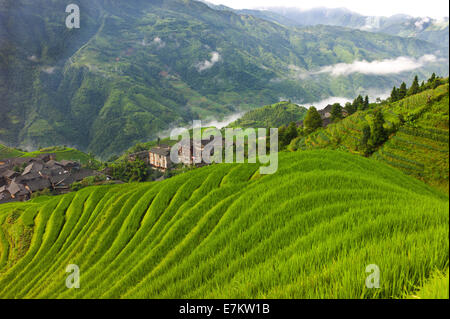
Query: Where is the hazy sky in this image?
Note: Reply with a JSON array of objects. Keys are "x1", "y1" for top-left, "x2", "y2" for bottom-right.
[{"x1": 206, "y1": 0, "x2": 450, "y2": 19}]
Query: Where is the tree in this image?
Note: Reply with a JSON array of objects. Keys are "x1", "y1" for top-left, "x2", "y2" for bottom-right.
[
  {"x1": 109, "y1": 159, "x2": 149, "y2": 182},
  {"x1": 390, "y1": 86, "x2": 398, "y2": 102},
  {"x1": 428, "y1": 73, "x2": 436, "y2": 84},
  {"x1": 407, "y1": 75, "x2": 420, "y2": 96},
  {"x1": 371, "y1": 111, "x2": 387, "y2": 147},
  {"x1": 398, "y1": 82, "x2": 407, "y2": 100},
  {"x1": 363, "y1": 95, "x2": 369, "y2": 110},
  {"x1": 331, "y1": 103, "x2": 343, "y2": 122},
  {"x1": 285, "y1": 122, "x2": 299, "y2": 142},
  {"x1": 432, "y1": 78, "x2": 441, "y2": 89},
  {"x1": 353, "y1": 95, "x2": 364, "y2": 110},
  {"x1": 345, "y1": 102, "x2": 357, "y2": 115},
  {"x1": 278, "y1": 125, "x2": 288, "y2": 147},
  {"x1": 360, "y1": 124, "x2": 371, "y2": 155},
  {"x1": 304, "y1": 107, "x2": 323, "y2": 133},
  {"x1": 420, "y1": 81, "x2": 425, "y2": 91}
]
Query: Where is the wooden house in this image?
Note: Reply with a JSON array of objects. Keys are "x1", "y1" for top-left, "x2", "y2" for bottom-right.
[{"x1": 149, "y1": 146, "x2": 171, "y2": 170}]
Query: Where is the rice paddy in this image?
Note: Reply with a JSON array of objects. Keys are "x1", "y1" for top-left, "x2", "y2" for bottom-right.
[{"x1": 0, "y1": 150, "x2": 448, "y2": 299}]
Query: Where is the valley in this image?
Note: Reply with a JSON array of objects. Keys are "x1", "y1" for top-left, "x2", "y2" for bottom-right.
[
  {"x1": 0, "y1": 0, "x2": 448, "y2": 158},
  {"x1": 0, "y1": 0, "x2": 448, "y2": 301}
]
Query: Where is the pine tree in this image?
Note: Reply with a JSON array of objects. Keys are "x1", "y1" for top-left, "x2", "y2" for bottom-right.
[
  {"x1": 353, "y1": 95, "x2": 364, "y2": 110},
  {"x1": 428, "y1": 73, "x2": 436, "y2": 84},
  {"x1": 371, "y1": 111, "x2": 387, "y2": 147},
  {"x1": 363, "y1": 96, "x2": 369, "y2": 110},
  {"x1": 304, "y1": 106, "x2": 323, "y2": 133},
  {"x1": 398, "y1": 82, "x2": 407, "y2": 100},
  {"x1": 390, "y1": 86, "x2": 398, "y2": 102},
  {"x1": 407, "y1": 75, "x2": 420, "y2": 96},
  {"x1": 360, "y1": 124, "x2": 372, "y2": 155}
]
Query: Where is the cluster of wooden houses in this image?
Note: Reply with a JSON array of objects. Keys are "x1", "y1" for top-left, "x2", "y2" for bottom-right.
[
  {"x1": 0, "y1": 154, "x2": 98, "y2": 204},
  {"x1": 128, "y1": 140, "x2": 219, "y2": 171}
]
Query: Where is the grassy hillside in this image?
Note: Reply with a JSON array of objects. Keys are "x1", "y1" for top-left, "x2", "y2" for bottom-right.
[
  {"x1": 229, "y1": 101, "x2": 307, "y2": 128},
  {"x1": 0, "y1": 150, "x2": 448, "y2": 299},
  {"x1": 295, "y1": 83, "x2": 449, "y2": 192},
  {"x1": 0, "y1": 145, "x2": 97, "y2": 165},
  {"x1": 0, "y1": 144, "x2": 23, "y2": 159}
]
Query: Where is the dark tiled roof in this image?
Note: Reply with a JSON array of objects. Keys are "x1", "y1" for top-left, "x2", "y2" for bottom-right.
[
  {"x1": 25, "y1": 179, "x2": 51, "y2": 192},
  {"x1": 0, "y1": 190, "x2": 12, "y2": 202},
  {"x1": 37, "y1": 153, "x2": 55, "y2": 161},
  {"x1": 22, "y1": 162, "x2": 44, "y2": 176},
  {"x1": 0, "y1": 157, "x2": 33, "y2": 167},
  {"x1": 8, "y1": 181, "x2": 28, "y2": 196},
  {"x1": 59, "y1": 160, "x2": 78, "y2": 167},
  {"x1": 72, "y1": 169, "x2": 97, "y2": 182},
  {"x1": 130, "y1": 151, "x2": 149, "y2": 156},
  {"x1": 15, "y1": 172, "x2": 41, "y2": 183},
  {"x1": 150, "y1": 147, "x2": 171, "y2": 157},
  {"x1": 3, "y1": 170, "x2": 18, "y2": 179},
  {"x1": 50, "y1": 173, "x2": 71, "y2": 185}
]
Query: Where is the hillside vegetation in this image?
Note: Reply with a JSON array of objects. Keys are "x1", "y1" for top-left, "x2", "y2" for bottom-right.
[
  {"x1": 0, "y1": 145, "x2": 97, "y2": 166},
  {"x1": 229, "y1": 101, "x2": 307, "y2": 128},
  {"x1": 1, "y1": 0, "x2": 447, "y2": 158},
  {"x1": 0, "y1": 150, "x2": 448, "y2": 298},
  {"x1": 247, "y1": 7, "x2": 450, "y2": 49},
  {"x1": 295, "y1": 83, "x2": 449, "y2": 193}
]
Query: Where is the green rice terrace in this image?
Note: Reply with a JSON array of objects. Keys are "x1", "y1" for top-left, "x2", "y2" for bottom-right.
[
  {"x1": 0, "y1": 145, "x2": 97, "y2": 166},
  {"x1": 295, "y1": 83, "x2": 449, "y2": 193},
  {"x1": 0, "y1": 150, "x2": 448, "y2": 298}
]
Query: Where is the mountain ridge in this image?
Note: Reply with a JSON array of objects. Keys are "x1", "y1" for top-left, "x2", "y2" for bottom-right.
[{"x1": 0, "y1": 0, "x2": 447, "y2": 158}]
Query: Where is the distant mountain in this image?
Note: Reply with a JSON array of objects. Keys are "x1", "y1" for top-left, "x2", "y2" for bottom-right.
[
  {"x1": 248, "y1": 7, "x2": 450, "y2": 49},
  {"x1": 201, "y1": 3, "x2": 449, "y2": 49},
  {"x1": 0, "y1": 0, "x2": 447, "y2": 158}
]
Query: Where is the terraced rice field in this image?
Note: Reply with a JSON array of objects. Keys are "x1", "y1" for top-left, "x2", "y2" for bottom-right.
[
  {"x1": 0, "y1": 144, "x2": 23, "y2": 159},
  {"x1": 0, "y1": 150, "x2": 448, "y2": 299},
  {"x1": 0, "y1": 145, "x2": 96, "y2": 165},
  {"x1": 296, "y1": 84, "x2": 449, "y2": 193},
  {"x1": 374, "y1": 95, "x2": 449, "y2": 193}
]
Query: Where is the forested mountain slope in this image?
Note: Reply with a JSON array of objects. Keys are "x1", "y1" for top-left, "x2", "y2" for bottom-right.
[
  {"x1": 0, "y1": 0, "x2": 447, "y2": 158},
  {"x1": 233, "y1": 6, "x2": 450, "y2": 49}
]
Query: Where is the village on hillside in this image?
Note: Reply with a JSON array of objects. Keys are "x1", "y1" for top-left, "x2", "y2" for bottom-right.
[
  {"x1": 0, "y1": 154, "x2": 99, "y2": 204},
  {"x1": 0, "y1": 139, "x2": 220, "y2": 204},
  {"x1": 127, "y1": 138, "x2": 219, "y2": 171},
  {"x1": 0, "y1": 102, "x2": 359, "y2": 205}
]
